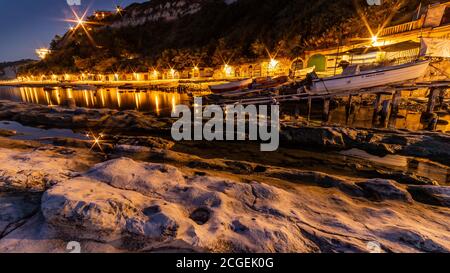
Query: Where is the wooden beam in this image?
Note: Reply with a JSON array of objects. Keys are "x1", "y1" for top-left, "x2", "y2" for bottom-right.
[
  {"x1": 323, "y1": 98, "x2": 331, "y2": 122},
  {"x1": 427, "y1": 87, "x2": 440, "y2": 114}
]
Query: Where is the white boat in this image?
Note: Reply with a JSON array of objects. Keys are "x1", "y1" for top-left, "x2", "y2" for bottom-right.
[
  {"x1": 209, "y1": 79, "x2": 253, "y2": 94},
  {"x1": 309, "y1": 60, "x2": 430, "y2": 94}
]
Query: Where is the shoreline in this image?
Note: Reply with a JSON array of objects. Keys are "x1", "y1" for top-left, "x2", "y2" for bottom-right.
[
  {"x1": 0, "y1": 79, "x2": 231, "y2": 91},
  {"x1": 0, "y1": 99, "x2": 449, "y2": 253}
]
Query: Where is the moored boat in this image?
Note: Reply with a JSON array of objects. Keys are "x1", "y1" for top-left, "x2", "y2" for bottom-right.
[
  {"x1": 252, "y1": 76, "x2": 289, "y2": 89},
  {"x1": 308, "y1": 60, "x2": 430, "y2": 94},
  {"x1": 209, "y1": 78, "x2": 253, "y2": 94}
]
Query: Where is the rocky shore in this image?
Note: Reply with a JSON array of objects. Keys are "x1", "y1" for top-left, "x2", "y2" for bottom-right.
[{"x1": 0, "y1": 100, "x2": 449, "y2": 253}]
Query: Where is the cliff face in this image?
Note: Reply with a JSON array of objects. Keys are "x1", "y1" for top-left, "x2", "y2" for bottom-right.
[
  {"x1": 110, "y1": 0, "x2": 212, "y2": 28},
  {"x1": 20, "y1": 0, "x2": 441, "y2": 74},
  {"x1": 0, "y1": 60, "x2": 35, "y2": 80}
]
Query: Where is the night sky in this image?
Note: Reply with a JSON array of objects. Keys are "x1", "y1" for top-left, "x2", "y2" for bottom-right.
[{"x1": 0, "y1": 0, "x2": 146, "y2": 62}]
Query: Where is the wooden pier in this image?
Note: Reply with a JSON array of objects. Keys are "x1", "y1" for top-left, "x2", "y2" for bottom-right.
[{"x1": 208, "y1": 80, "x2": 449, "y2": 130}]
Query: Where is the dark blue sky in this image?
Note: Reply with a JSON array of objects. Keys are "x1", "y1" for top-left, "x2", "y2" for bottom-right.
[{"x1": 0, "y1": 0, "x2": 146, "y2": 62}]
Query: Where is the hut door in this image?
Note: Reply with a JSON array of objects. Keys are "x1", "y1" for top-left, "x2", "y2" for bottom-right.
[{"x1": 307, "y1": 54, "x2": 326, "y2": 72}]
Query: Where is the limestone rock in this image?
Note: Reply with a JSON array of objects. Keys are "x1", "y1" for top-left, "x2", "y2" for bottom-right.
[
  {"x1": 0, "y1": 192, "x2": 41, "y2": 237},
  {"x1": 41, "y1": 158, "x2": 313, "y2": 252},
  {"x1": 407, "y1": 185, "x2": 450, "y2": 208},
  {"x1": 356, "y1": 179, "x2": 413, "y2": 202}
]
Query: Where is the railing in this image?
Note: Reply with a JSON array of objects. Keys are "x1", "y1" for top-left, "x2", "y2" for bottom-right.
[{"x1": 379, "y1": 17, "x2": 425, "y2": 37}]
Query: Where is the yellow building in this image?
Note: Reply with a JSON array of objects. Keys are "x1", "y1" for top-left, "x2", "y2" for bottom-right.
[{"x1": 303, "y1": 2, "x2": 450, "y2": 76}]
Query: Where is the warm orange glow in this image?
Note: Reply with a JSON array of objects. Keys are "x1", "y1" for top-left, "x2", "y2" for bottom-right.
[
  {"x1": 35, "y1": 48, "x2": 50, "y2": 59},
  {"x1": 65, "y1": 8, "x2": 97, "y2": 46},
  {"x1": 223, "y1": 64, "x2": 233, "y2": 77},
  {"x1": 268, "y1": 59, "x2": 279, "y2": 71},
  {"x1": 371, "y1": 35, "x2": 378, "y2": 44}
]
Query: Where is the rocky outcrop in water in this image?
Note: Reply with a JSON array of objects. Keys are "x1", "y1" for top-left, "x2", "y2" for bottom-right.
[{"x1": 282, "y1": 125, "x2": 450, "y2": 165}]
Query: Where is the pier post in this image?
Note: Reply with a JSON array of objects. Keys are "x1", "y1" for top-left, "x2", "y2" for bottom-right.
[
  {"x1": 372, "y1": 93, "x2": 382, "y2": 123},
  {"x1": 307, "y1": 97, "x2": 312, "y2": 122},
  {"x1": 345, "y1": 94, "x2": 353, "y2": 123},
  {"x1": 323, "y1": 98, "x2": 330, "y2": 122},
  {"x1": 380, "y1": 100, "x2": 391, "y2": 122},
  {"x1": 346, "y1": 95, "x2": 353, "y2": 115},
  {"x1": 388, "y1": 90, "x2": 401, "y2": 128},
  {"x1": 428, "y1": 116, "x2": 438, "y2": 131},
  {"x1": 426, "y1": 87, "x2": 440, "y2": 114},
  {"x1": 438, "y1": 88, "x2": 447, "y2": 110},
  {"x1": 391, "y1": 90, "x2": 402, "y2": 114}
]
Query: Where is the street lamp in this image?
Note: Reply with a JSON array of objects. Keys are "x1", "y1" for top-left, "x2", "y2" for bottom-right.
[
  {"x1": 371, "y1": 35, "x2": 378, "y2": 45},
  {"x1": 223, "y1": 64, "x2": 233, "y2": 77}
]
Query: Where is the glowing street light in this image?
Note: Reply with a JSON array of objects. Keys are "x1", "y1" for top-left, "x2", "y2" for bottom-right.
[
  {"x1": 269, "y1": 59, "x2": 279, "y2": 70},
  {"x1": 371, "y1": 35, "x2": 378, "y2": 45},
  {"x1": 77, "y1": 18, "x2": 85, "y2": 27},
  {"x1": 153, "y1": 70, "x2": 159, "y2": 79},
  {"x1": 170, "y1": 68, "x2": 176, "y2": 79},
  {"x1": 223, "y1": 64, "x2": 233, "y2": 77}
]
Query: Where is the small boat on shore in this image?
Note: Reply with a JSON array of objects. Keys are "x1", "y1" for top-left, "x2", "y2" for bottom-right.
[
  {"x1": 209, "y1": 79, "x2": 253, "y2": 94},
  {"x1": 308, "y1": 60, "x2": 430, "y2": 94},
  {"x1": 252, "y1": 76, "x2": 289, "y2": 89}
]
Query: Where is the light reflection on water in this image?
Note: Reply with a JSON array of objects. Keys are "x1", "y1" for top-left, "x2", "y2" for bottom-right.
[
  {"x1": 284, "y1": 101, "x2": 450, "y2": 132},
  {"x1": 1, "y1": 86, "x2": 449, "y2": 131},
  {"x1": 327, "y1": 106, "x2": 450, "y2": 132},
  {"x1": 0, "y1": 86, "x2": 189, "y2": 116}
]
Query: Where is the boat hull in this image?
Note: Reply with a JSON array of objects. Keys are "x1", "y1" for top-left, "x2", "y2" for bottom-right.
[
  {"x1": 310, "y1": 61, "x2": 430, "y2": 94},
  {"x1": 209, "y1": 79, "x2": 253, "y2": 94},
  {"x1": 253, "y1": 76, "x2": 289, "y2": 89}
]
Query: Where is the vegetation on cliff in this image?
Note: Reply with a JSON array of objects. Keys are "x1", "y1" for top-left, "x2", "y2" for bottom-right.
[{"x1": 20, "y1": 0, "x2": 437, "y2": 75}]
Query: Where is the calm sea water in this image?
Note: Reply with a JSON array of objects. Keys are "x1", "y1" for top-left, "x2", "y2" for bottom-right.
[
  {"x1": 0, "y1": 86, "x2": 449, "y2": 132},
  {"x1": 0, "y1": 86, "x2": 189, "y2": 116}
]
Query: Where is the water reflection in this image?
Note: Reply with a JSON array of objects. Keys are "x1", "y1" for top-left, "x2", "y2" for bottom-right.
[
  {"x1": 341, "y1": 148, "x2": 450, "y2": 185},
  {"x1": 1, "y1": 86, "x2": 449, "y2": 131},
  {"x1": 288, "y1": 102, "x2": 450, "y2": 132},
  {"x1": 328, "y1": 105, "x2": 450, "y2": 132},
  {"x1": 0, "y1": 86, "x2": 188, "y2": 116}
]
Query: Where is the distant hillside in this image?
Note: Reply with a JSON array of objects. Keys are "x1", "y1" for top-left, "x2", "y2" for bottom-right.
[
  {"x1": 0, "y1": 60, "x2": 36, "y2": 80},
  {"x1": 20, "y1": 0, "x2": 440, "y2": 75}
]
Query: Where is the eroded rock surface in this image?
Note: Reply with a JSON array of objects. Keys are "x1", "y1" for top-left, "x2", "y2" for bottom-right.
[
  {"x1": 0, "y1": 147, "x2": 82, "y2": 192},
  {"x1": 282, "y1": 125, "x2": 450, "y2": 165},
  {"x1": 37, "y1": 158, "x2": 450, "y2": 253}
]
